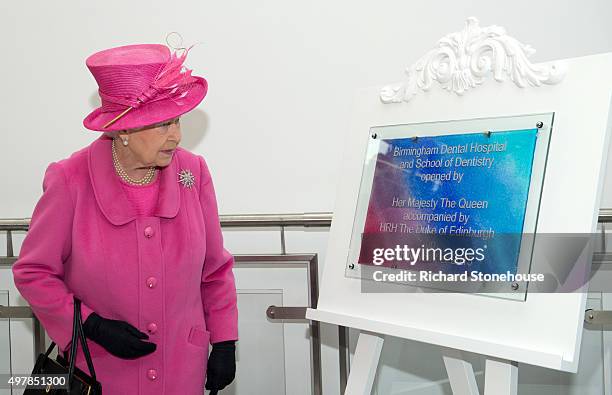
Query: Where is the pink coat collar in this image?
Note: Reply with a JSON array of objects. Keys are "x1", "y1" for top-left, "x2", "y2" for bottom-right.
[{"x1": 88, "y1": 135, "x2": 180, "y2": 225}]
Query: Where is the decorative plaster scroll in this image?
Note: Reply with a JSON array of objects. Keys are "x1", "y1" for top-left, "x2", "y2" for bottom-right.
[{"x1": 380, "y1": 17, "x2": 567, "y2": 103}]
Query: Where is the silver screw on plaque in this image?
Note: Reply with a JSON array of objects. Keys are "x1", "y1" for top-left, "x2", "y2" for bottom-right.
[
  {"x1": 511, "y1": 282, "x2": 519, "y2": 290},
  {"x1": 371, "y1": 133, "x2": 377, "y2": 139},
  {"x1": 536, "y1": 121, "x2": 544, "y2": 129},
  {"x1": 348, "y1": 263, "x2": 355, "y2": 270},
  {"x1": 411, "y1": 136, "x2": 419, "y2": 142},
  {"x1": 484, "y1": 131, "x2": 492, "y2": 138}
]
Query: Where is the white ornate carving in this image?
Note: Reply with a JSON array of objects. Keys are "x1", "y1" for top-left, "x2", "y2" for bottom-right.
[{"x1": 380, "y1": 17, "x2": 567, "y2": 103}]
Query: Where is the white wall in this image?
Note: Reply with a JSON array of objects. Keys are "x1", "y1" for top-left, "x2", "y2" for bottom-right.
[
  {"x1": 2, "y1": 1, "x2": 612, "y2": 394},
  {"x1": 2, "y1": 0, "x2": 612, "y2": 217}
]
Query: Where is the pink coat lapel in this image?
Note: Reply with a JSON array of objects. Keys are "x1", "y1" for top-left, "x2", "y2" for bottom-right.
[{"x1": 88, "y1": 135, "x2": 180, "y2": 225}]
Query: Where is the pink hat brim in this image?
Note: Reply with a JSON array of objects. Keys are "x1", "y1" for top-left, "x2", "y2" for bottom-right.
[{"x1": 83, "y1": 76, "x2": 208, "y2": 132}]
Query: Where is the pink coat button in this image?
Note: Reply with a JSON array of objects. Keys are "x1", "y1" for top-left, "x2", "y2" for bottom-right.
[
  {"x1": 147, "y1": 369, "x2": 157, "y2": 380},
  {"x1": 144, "y1": 226, "x2": 154, "y2": 238},
  {"x1": 147, "y1": 322, "x2": 158, "y2": 334},
  {"x1": 146, "y1": 277, "x2": 157, "y2": 289}
]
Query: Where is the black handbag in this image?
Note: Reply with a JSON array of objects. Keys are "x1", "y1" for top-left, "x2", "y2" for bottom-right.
[{"x1": 24, "y1": 297, "x2": 102, "y2": 394}]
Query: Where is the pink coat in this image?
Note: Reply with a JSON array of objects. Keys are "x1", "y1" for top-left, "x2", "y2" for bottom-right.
[{"x1": 12, "y1": 135, "x2": 239, "y2": 394}]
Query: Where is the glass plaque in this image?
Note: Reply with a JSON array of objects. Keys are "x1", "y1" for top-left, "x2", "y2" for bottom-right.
[{"x1": 345, "y1": 113, "x2": 554, "y2": 300}]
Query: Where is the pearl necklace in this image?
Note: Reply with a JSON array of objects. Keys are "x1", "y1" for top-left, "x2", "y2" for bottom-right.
[{"x1": 112, "y1": 139, "x2": 157, "y2": 185}]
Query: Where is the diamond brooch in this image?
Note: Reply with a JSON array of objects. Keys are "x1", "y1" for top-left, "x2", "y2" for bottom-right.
[{"x1": 178, "y1": 169, "x2": 195, "y2": 188}]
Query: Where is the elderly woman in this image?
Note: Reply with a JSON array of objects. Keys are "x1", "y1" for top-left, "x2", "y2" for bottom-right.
[{"x1": 12, "y1": 43, "x2": 238, "y2": 394}]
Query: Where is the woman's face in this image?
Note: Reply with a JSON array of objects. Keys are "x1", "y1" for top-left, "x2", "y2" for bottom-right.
[{"x1": 121, "y1": 117, "x2": 181, "y2": 167}]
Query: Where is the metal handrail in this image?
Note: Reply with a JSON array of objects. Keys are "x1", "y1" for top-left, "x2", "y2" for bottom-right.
[
  {"x1": 0, "y1": 212, "x2": 334, "y2": 256},
  {"x1": 0, "y1": 212, "x2": 334, "y2": 230},
  {"x1": 3, "y1": 207, "x2": 612, "y2": 228},
  {"x1": 600, "y1": 208, "x2": 612, "y2": 223}
]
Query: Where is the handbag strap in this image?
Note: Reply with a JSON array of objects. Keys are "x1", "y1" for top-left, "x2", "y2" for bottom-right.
[
  {"x1": 66, "y1": 298, "x2": 98, "y2": 388},
  {"x1": 67, "y1": 299, "x2": 80, "y2": 388},
  {"x1": 75, "y1": 298, "x2": 97, "y2": 380},
  {"x1": 43, "y1": 341, "x2": 56, "y2": 357}
]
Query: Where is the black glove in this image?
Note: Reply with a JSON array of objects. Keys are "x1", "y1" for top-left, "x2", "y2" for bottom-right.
[
  {"x1": 82, "y1": 312, "x2": 156, "y2": 359},
  {"x1": 205, "y1": 340, "x2": 236, "y2": 392}
]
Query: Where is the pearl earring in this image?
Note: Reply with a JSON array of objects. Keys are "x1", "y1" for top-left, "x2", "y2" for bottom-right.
[{"x1": 122, "y1": 138, "x2": 128, "y2": 146}]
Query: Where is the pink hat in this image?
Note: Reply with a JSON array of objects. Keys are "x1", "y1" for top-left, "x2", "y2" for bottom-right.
[{"x1": 83, "y1": 43, "x2": 207, "y2": 132}]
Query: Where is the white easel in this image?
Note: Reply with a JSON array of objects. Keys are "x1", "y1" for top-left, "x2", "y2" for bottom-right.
[
  {"x1": 306, "y1": 16, "x2": 612, "y2": 395},
  {"x1": 345, "y1": 332, "x2": 517, "y2": 395}
]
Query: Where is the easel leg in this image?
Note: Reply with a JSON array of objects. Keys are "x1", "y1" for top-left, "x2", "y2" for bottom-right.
[
  {"x1": 442, "y1": 351, "x2": 480, "y2": 395},
  {"x1": 443, "y1": 352, "x2": 518, "y2": 395},
  {"x1": 344, "y1": 331, "x2": 385, "y2": 395},
  {"x1": 484, "y1": 358, "x2": 518, "y2": 395}
]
